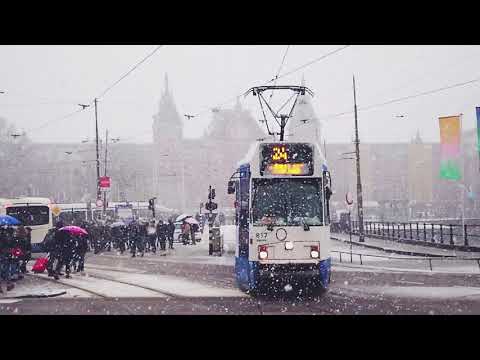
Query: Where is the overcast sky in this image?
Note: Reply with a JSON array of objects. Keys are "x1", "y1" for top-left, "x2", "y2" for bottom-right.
[{"x1": 1, "y1": 45, "x2": 480, "y2": 144}]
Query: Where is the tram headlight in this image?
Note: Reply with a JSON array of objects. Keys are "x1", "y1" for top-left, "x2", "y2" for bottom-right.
[
  {"x1": 259, "y1": 245, "x2": 268, "y2": 260},
  {"x1": 285, "y1": 241, "x2": 294, "y2": 250},
  {"x1": 310, "y1": 245, "x2": 319, "y2": 259}
]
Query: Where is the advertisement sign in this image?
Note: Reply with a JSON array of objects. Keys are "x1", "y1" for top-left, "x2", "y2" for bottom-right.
[{"x1": 439, "y1": 115, "x2": 461, "y2": 181}]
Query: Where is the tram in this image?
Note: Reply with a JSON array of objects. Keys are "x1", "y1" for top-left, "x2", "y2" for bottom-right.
[{"x1": 227, "y1": 141, "x2": 332, "y2": 294}]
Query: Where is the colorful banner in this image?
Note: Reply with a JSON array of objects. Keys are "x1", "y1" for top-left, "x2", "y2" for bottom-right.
[{"x1": 439, "y1": 115, "x2": 461, "y2": 181}]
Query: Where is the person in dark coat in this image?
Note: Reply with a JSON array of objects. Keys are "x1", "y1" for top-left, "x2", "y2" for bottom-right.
[
  {"x1": 46, "y1": 221, "x2": 65, "y2": 279},
  {"x1": 16, "y1": 226, "x2": 32, "y2": 274},
  {"x1": 0, "y1": 227, "x2": 15, "y2": 293},
  {"x1": 74, "y1": 234, "x2": 89, "y2": 273},
  {"x1": 55, "y1": 232, "x2": 76, "y2": 279},
  {"x1": 167, "y1": 219, "x2": 175, "y2": 250},
  {"x1": 156, "y1": 220, "x2": 167, "y2": 251}
]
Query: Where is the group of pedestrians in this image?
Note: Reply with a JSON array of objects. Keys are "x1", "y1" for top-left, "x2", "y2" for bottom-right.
[
  {"x1": 109, "y1": 218, "x2": 176, "y2": 257},
  {"x1": 0, "y1": 225, "x2": 32, "y2": 294},
  {"x1": 43, "y1": 220, "x2": 89, "y2": 280}
]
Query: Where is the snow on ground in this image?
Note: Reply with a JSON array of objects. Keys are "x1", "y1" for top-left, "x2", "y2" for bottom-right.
[
  {"x1": 350, "y1": 285, "x2": 480, "y2": 300},
  {"x1": 1, "y1": 275, "x2": 92, "y2": 299},
  {"x1": 86, "y1": 268, "x2": 246, "y2": 298},
  {"x1": 33, "y1": 273, "x2": 166, "y2": 298}
]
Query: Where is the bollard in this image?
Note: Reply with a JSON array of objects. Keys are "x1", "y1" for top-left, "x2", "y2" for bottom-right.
[
  {"x1": 359, "y1": 254, "x2": 363, "y2": 265},
  {"x1": 449, "y1": 225, "x2": 454, "y2": 245},
  {"x1": 423, "y1": 223, "x2": 426, "y2": 241},
  {"x1": 431, "y1": 224, "x2": 434, "y2": 243},
  {"x1": 339, "y1": 252, "x2": 342, "y2": 263},
  {"x1": 464, "y1": 225, "x2": 468, "y2": 247},
  {"x1": 409, "y1": 223, "x2": 412, "y2": 240},
  {"x1": 428, "y1": 259, "x2": 433, "y2": 271},
  {"x1": 440, "y1": 224, "x2": 443, "y2": 244}
]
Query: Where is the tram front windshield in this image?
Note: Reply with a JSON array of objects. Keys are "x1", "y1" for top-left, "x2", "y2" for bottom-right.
[{"x1": 252, "y1": 178, "x2": 323, "y2": 226}]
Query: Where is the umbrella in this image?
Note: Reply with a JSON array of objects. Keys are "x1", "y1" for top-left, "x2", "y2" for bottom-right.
[
  {"x1": 59, "y1": 226, "x2": 88, "y2": 236},
  {"x1": 175, "y1": 214, "x2": 192, "y2": 222},
  {"x1": 184, "y1": 217, "x2": 199, "y2": 225},
  {"x1": 110, "y1": 221, "x2": 126, "y2": 228},
  {"x1": 0, "y1": 215, "x2": 21, "y2": 226}
]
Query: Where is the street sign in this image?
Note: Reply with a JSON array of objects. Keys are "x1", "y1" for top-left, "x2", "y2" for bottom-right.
[
  {"x1": 51, "y1": 205, "x2": 61, "y2": 217},
  {"x1": 96, "y1": 199, "x2": 103, "y2": 208},
  {"x1": 99, "y1": 176, "x2": 110, "y2": 188}
]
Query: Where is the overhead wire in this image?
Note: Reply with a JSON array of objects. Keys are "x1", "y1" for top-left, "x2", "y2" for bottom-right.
[{"x1": 319, "y1": 75, "x2": 480, "y2": 122}]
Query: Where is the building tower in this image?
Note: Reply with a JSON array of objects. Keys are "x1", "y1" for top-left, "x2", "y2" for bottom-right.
[
  {"x1": 152, "y1": 74, "x2": 184, "y2": 211},
  {"x1": 287, "y1": 76, "x2": 323, "y2": 146}
]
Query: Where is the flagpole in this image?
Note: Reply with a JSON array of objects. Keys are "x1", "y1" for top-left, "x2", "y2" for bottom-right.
[{"x1": 460, "y1": 113, "x2": 465, "y2": 242}]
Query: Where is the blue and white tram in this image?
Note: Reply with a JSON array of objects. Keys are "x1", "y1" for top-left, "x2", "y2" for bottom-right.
[{"x1": 227, "y1": 141, "x2": 332, "y2": 294}]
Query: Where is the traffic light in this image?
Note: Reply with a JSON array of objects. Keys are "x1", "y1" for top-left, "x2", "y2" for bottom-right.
[
  {"x1": 148, "y1": 198, "x2": 155, "y2": 210},
  {"x1": 205, "y1": 202, "x2": 218, "y2": 211},
  {"x1": 208, "y1": 187, "x2": 216, "y2": 200}
]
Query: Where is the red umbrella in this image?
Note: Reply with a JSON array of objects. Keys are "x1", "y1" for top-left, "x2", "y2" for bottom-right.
[{"x1": 59, "y1": 226, "x2": 88, "y2": 236}]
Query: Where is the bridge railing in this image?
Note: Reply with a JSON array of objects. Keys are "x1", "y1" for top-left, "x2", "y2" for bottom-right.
[
  {"x1": 331, "y1": 250, "x2": 480, "y2": 272},
  {"x1": 348, "y1": 221, "x2": 480, "y2": 249}
]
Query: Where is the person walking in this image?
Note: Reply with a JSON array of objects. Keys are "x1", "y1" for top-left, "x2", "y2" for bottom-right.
[
  {"x1": 0, "y1": 227, "x2": 15, "y2": 293},
  {"x1": 46, "y1": 221, "x2": 65, "y2": 280},
  {"x1": 147, "y1": 220, "x2": 157, "y2": 254},
  {"x1": 181, "y1": 221, "x2": 191, "y2": 245},
  {"x1": 75, "y1": 234, "x2": 89, "y2": 274},
  {"x1": 17, "y1": 226, "x2": 32, "y2": 274},
  {"x1": 156, "y1": 220, "x2": 167, "y2": 251},
  {"x1": 167, "y1": 219, "x2": 175, "y2": 250}
]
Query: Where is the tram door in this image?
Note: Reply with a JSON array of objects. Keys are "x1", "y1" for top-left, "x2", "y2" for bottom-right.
[{"x1": 235, "y1": 165, "x2": 251, "y2": 287}]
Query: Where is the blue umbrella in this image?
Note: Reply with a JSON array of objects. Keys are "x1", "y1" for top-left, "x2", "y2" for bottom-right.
[{"x1": 0, "y1": 215, "x2": 21, "y2": 226}]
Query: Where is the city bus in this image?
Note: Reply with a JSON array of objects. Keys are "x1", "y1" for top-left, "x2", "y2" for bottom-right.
[
  {"x1": 0, "y1": 197, "x2": 53, "y2": 253},
  {"x1": 227, "y1": 141, "x2": 332, "y2": 295}
]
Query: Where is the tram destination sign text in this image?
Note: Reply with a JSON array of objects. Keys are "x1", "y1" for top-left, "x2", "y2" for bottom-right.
[{"x1": 260, "y1": 143, "x2": 313, "y2": 176}]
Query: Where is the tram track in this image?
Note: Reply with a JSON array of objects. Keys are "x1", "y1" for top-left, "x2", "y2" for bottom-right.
[{"x1": 27, "y1": 271, "x2": 180, "y2": 299}]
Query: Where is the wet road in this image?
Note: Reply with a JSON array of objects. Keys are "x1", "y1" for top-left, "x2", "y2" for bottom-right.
[{"x1": 2, "y1": 245, "x2": 480, "y2": 314}]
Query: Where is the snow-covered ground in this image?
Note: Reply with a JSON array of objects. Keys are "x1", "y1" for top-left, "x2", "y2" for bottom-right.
[{"x1": 338, "y1": 285, "x2": 480, "y2": 300}]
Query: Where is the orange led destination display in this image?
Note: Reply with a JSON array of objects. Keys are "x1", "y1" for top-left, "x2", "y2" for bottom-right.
[
  {"x1": 260, "y1": 143, "x2": 313, "y2": 176},
  {"x1": 266, "y1": 163, "x2": 307, "y2": 175}
]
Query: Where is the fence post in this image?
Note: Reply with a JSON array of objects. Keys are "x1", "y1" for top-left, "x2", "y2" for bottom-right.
[
  {"x1": 409, "y1": 223, "x2": 412, "y2": 240},
  {"x1": 423, "y1": 223, "x2": 426, "y2": 241},
  {"x1": 403, "y1": 223, "x2": 406, "y2": 239},
  {"x1": 449, "y1": 224, "x2": 454, "y2": 246},
  {"x1": 464, "y1": 224, "x2": 468, "y2": 247},
  {"x1": 440, "y1": 224, "x2": 443, "y2": 244},
  {"x1": 416, "y1": 222, "x2": 419, "y2": 240},
  {"x1": 431, "y1": 223, "x2": 435, "y2": 243},
  {"x1": 339, "y1": 252, "x2": 342, "y2": 263},
  {"x1": 382, "y1": 223, "x2": 385, "y2": 237},
  {"x1": 428, "y1": 258, "x2": 432, "y2": 271}
]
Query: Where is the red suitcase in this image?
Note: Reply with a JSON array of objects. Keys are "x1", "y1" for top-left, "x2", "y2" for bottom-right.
[{"x1": 32, "y1": 257, "x2": 49, "y2": 273}]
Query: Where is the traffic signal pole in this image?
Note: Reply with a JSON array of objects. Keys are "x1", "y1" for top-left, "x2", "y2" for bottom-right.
[{"x1": 103, "y1": 129, "x2": 108, "y2": 217}]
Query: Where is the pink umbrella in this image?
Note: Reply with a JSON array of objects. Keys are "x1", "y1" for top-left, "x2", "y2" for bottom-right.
[
  {"x1": 184, "y1": 217, "x2": 199, "y2": 225},
  {"x1": 59, "y1": 226, "x2": 88, "y2": 236}
]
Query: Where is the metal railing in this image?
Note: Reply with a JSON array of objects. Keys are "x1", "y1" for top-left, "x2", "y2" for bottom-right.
[
  {"x1": 345, "y1": 221, "x2": 480, "y2": 249},
  {"x1": 332, "y1": 250, "x2": 480, "y2": 272}
]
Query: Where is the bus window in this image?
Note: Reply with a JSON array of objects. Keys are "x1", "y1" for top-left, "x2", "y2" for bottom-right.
[{"x1": 6, "y1": 206, "x2": 50, "y2": 226}]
